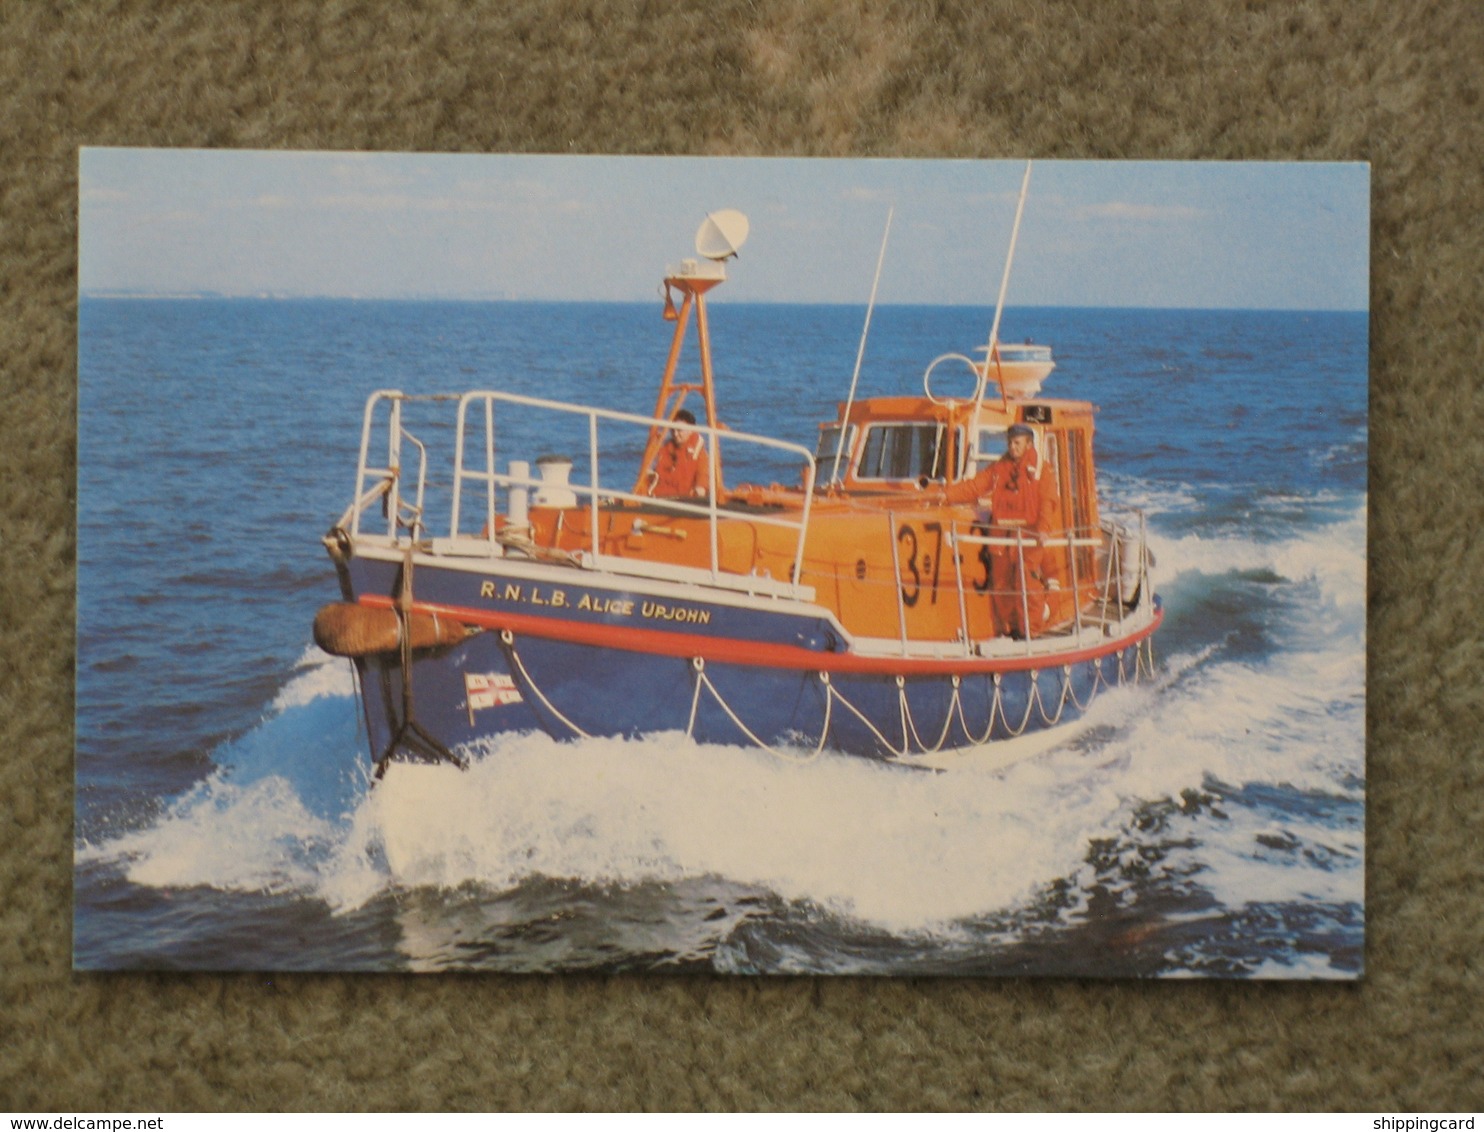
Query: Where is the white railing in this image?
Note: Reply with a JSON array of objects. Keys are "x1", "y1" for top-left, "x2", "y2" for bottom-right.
[
  {"x1": 341, "y1": 392, "x2": 1153, "y2": 647},
  {"x1": 888, "y1": 514, "x2": 1152, "y2": 657},
  {"x1": 345, "y1": 391, "x2": 465, "y2": 542},
  {"x1": 343, "y1": 389, "x2": 819, "y2": 601}
]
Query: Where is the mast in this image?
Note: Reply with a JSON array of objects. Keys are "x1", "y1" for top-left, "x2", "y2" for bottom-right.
[
  {"x1": 633, "y1": 272, "x2": 720, "y2": 493},
  {"x1": 633, "y1": 211, "x2": 749, "y2": 494}
]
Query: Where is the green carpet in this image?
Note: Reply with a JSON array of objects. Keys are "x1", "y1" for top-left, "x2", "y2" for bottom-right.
[{"x1": 3, "y1": 0, "x2": 1480, "y2": 1112}]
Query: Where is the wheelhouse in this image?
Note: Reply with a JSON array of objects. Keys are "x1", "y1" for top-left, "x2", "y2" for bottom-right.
[{"x1": 820, "y1": 394, "x2": 1098, "y2": 520}]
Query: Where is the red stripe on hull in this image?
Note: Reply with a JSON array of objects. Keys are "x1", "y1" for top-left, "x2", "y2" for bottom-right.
[{"x1": 360, "y1": 593, "x2": 1161, "y2": 676}]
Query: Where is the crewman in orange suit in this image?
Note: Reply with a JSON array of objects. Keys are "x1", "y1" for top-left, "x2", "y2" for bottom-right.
[
  {"x1": 647, "y1": 408, "x2": 712, "y2": 500},
  {"x1": 945, "y1": 422, "x2": 1048, "y2": 638}
]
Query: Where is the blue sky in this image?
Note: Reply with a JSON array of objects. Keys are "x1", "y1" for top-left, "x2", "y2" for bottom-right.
[{"x1": 79, "y1": 150, "x2": 1370, "y2": 310}]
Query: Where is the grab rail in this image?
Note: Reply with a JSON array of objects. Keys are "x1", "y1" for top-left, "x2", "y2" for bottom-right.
[
  {"x1": 453, "y1": 391, "x2": 817, "y2": 596},
  {"x1": 938, "y1": 515, "x2": 1151, "y2": 653},
  {"x1": 344, "y1": 391, "x2": 1152, "y2": 632},
  {"x1": 345, "y1": 389, "x2": 818, "y2": 600},
  {"x1": 350, "y1": 390, "x2": 446, "y2": 542}
]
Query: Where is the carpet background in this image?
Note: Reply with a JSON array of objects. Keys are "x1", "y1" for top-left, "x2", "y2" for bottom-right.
[{"x1": 2, "y1": 0, "x2": 1480, "y2": 1112}]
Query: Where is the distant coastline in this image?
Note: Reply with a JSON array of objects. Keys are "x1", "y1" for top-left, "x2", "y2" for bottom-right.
[{"x1": 78, "y1": 292, "x2": 1368, "y2": 315}]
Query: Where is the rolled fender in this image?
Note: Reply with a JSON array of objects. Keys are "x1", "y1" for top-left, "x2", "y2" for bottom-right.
[{"x1": 313, "y1": 601, "x2": 467, "y2": 658}]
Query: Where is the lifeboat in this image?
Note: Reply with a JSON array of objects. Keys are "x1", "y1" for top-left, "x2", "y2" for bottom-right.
[{"x1": 316, "y1": 192, "x2": 1161, "y2": 777}]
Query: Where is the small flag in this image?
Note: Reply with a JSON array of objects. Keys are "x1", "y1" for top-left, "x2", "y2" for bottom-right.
[{"x1": 465, "y1": 672, "x2": 522, "y2": 716}]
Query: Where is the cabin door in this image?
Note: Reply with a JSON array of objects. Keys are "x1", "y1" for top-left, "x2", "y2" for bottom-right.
[{"x1": 1059, "y1": 426, "x2": 1099, "y2": 598}]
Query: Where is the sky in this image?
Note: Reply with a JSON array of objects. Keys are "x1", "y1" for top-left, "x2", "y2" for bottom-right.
[{"x1": 79, "y1": 150, "x2": 1370, "y2": 310}]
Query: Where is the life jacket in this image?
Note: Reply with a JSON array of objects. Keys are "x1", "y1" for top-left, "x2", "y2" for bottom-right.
[
  {"x1": 651, "y1": 433, "x2": 709, "y2": 498},
  {"x1": 946, "y1": 446, "x2": 1042, "y2": 525},
  {"x1": 984, "y1": 448, "x2": 1041, "y2": 527}
]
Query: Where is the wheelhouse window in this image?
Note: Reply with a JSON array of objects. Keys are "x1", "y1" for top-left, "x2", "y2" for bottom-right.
[
  {"x1": 855, "y1": 422, "x2": 960, "y2": 482},
  {"x1": 813, "y1": 424, "x2": 857, "y2": 482},
  {"x1": 974, "y1": 425, "x2": 1052, "y2": 478},
  {"x1": 974, "y1": 427, "x2": 1007, "y2": 475}
]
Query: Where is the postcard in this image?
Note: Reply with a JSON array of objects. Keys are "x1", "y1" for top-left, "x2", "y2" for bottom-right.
[{"x1": 75, "y1": 151, "x2": 1368, "y2": 974}]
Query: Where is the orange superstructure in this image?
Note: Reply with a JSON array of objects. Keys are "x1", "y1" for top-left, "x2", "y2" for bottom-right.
[
  {"x1": 516, "y1": 257, "x2": 1128, "y2": 655},
  {"x1": 525, "y1": 397, "x2": 1109, "y2": 650}
]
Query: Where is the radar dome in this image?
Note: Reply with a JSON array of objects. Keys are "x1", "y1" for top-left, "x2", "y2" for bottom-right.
[{"x1": 695, "y1": 210, "x2": 750, "y2": 261}]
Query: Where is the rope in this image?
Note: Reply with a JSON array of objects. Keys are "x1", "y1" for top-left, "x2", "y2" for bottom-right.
[
  {"x1": 897, "y1": 674, "x2": 957, "y2": 754},
  {"x1": 493, "y1": 630, "x2": 1158, "y2": 761},
  {"x1": 686, "y1": 657, "x2": 830, "y2": 764},
  {"x1": 1058, "y1": 663, "x2": 1092, "y2": 714},
  {"x1": 373, "y1": 547, "x2": 465, "y2": 779},
  {"x1": 822, "y1": 677, "x2": 909, "y2": 758},
  {"x1": 1036, "y1": 667, "x2": 1070, "y2": 726},
  {"x1": 495, "y1": 525, "x2": 582, "y2": 567},
  {"x1": 1005, "y1": 671, "x2": 1039, "y2": 737},
  {"x1": 954, "y1": 675, "x2": 998, "y2": 746},
  {"x1": 685, "y1": 656, "x2": 706, "y2": 738},
  {"x1": 500, "y1": 630, "x2": 592, "y2": 740}
]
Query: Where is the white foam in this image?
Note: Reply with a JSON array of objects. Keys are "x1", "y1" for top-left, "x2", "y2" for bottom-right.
[
  {"x1": 1098, "y1": 473, "x2": 1201, "y2": 516},
  {"x1": 80, "y1": 774, "x2": 339, "y2": 895},
  {"x1": 1185, "y1": 806, "x2": 1362, "y2": 909},
  {"x1": 340, "y1": 732, "x2": 1120, "y2": 931},
  {"x1": 271, "y1": 646, "x2": 356, "y2": 711},
  {"x1": 1242, "y1": 953, "x2": 1358, "y2": 980},
  {"x1": 1149, "y1": 501, "x2": 1366, "y2": 613}
]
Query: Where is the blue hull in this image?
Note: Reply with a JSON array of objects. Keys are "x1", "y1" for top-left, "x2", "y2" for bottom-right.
[
  {"x1": 344, "y1": 555, "x2": 1156, "y2": 768},
  {"x1": 355, "y1": 633, "x2": 1147, "y2": 764}
]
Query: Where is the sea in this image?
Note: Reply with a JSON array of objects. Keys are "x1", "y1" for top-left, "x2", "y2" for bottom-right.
[{"x1": 75, "y1": 299, "x2": 1367, "y2": 976}]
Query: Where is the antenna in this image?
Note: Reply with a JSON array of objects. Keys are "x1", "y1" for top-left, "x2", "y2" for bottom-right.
[
  {"x1": 695, "y1": 210, "x2": 750, "y2": 261},
  {"x1": 975, "y1": 161, "x2": 1033, "y2": 412},
  {"x1": 831, "y1": 207, "x2": 894, "y2": 486}
]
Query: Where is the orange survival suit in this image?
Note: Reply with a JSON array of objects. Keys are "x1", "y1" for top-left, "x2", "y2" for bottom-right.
[
  {"x1": 945, "y1": 430, "x2": 1055, "y2": 638},
  {"x1": 649, "y1": 431, "x2": 711, "y2": 499}
]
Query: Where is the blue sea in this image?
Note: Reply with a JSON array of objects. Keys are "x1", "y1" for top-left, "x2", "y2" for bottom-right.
[{"x1": 75, "y1": 299, "x2": 1367, "y2": 975}]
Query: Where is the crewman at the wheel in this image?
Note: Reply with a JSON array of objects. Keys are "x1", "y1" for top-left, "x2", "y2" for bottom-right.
[
  {"x1": 646, "y1": 408, "x2": 712, "y2": 500},
  {"x1": 945, "y1": 422, "x2": 1048, "y2": 639}
]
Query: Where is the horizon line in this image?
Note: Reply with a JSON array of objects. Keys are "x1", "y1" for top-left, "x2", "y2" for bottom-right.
[{"x1": 78, "y1": 291, "x2": 1370, "y2": 315}]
